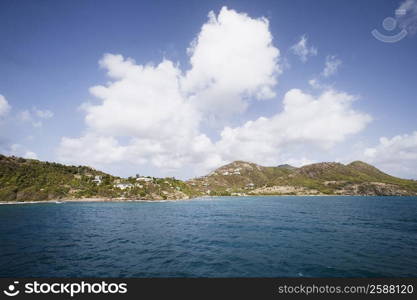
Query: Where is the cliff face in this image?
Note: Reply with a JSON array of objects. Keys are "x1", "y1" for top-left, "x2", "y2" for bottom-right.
[{"x1": 188, "y1": 161, "x2": 417, "y2": 196}]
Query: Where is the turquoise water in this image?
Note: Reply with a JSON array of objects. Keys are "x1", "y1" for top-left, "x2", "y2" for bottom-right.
[{"x1": 0, "y1": 196, "x2": 416, "y2": 277}]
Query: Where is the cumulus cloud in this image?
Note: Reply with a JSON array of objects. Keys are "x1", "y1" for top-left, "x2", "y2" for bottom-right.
[
  {"x1": 182, "y1": 7, "x2": 281, "y2": 118},
  {"x1": 58, "y1": 54, "x2": 224, "y2": 175},
  {"x1": 59, "y1": 134, "x2": 225, "y2": 175},
  {"x1": 322, "y1": 55, "x2": 342, "y2": 77},
  {"x1": 214, "y1": 88, "x2": 372, "y2": 166},
  {"x1": 58, "y1": 7, "x2": 371, "y2": 178},
  {"x1": 363, "y1": 131, "x2": 417, "y2": 178},
  {"x1": 85, "y1": 55, "x2": 199, "y2": 139},
  {"x1": 58, "y1": 7, "x2": 281, "y2": 175},
  {"x1": 290, "y1": 35, "x2": 317, "y2": 62},
  {"x1": 0, "y1": 95, "x2": 11, "y2": 117}
]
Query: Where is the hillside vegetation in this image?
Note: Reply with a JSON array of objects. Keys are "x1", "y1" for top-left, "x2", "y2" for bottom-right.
[
  {"x1": 188, "y1": 161, "x2": 417, "y2": 196},
  {"x1": 0, "y1": 155, "x2": 198, "y2": 202},
  {"x1": 1, "y1": 155, "x2": 417, "y2": 202}
]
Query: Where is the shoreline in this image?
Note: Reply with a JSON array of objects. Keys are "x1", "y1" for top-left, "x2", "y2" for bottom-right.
[
  {"x1": 0, "y1": 197, "x2": 193, "y2": 205},
  {"x1": 1, "y1": 194, "x2": 415, "y2": 205}
]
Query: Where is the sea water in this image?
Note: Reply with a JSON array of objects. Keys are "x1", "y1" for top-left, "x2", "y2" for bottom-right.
[{"x1": 0, "y1": 196, "x2": 416, "y2": 277}]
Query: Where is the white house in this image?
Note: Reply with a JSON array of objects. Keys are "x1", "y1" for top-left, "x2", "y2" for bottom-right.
[
  {"x1": 114, "y1": 183, "x2": 133, "y2": 190},
  {"x1": 136, "y1": 177, "x2": 152, "y2": 182},
  {"x1": 245, "y1": 183, "x2": 255, "y2": 189},
  {"x1": 92, "y1": 175, "x2": 102, "y2": 185}
]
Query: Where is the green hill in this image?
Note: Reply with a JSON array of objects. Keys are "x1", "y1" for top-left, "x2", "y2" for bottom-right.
[
  {"x1": 0, "y1": 155, "x2": 198, "y2": 202},
  {"x1": 188, "y1": 161, "x2": 417, "y2": 196},
  {"x1": 1, "y1": 155, "x2": 416, "y2": 202}
]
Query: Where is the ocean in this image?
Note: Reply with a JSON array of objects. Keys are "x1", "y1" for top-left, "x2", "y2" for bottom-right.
[{"x1": 0, "y1": 196, "x2": 416, "y2": 277}]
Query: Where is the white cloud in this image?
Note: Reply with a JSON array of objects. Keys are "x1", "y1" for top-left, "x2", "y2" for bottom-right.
[
  {"x1": 0, "y1": 97, "x2": 41, "y2": 159},
  {"x1": 283, "y1": 157, "x2": 316, "y2": 167},
  {"x1": 182, "y1": 7, "x2": 281, "y2": 118},
  {"x1": 17, "y1": 107, "x2": 54, "y2": 127},
  {"x1": 24, "y1": 151, "x2": 38, "y2": 159},
  {"x1": 214, "y1": 88, "x2": 372, "y2": 166},
  {"x1": 85, "y1": 55, "x2": 199, "y2": 139},
  {"x1": 3, "y1": 143, "x2": 38, "y2": 160},
  {"x1": 290, "y1": 35, "x2": 318, "y2": 62},
  {"x1": 308, "y1": 78, "x2": 322, "y2": 89},
  {"x1": 58, "y1": 7, "x2": 281, "y2": 175},
  {"x1": 363, "y1": 131, "x2": 417, "y2": 178},
  {"x1": 309, "y1": 56, "x2": 342, "y2": 89},
  {"x1": 58, "y1": 54, "x2": 223, "y2": 175},
  {"x1": 59, "y1": 134, "x2": 135, "y2": 166},
  {"x1": 58, "y1": 7, "x2": 371, "y2": 178},
  {"x1": 396, "y1": 0, "x2": 417, "y2": 34},
  {"x1": 59, "y1": 133, "x2": 224, "y2": 175},
  {"x1": 322, "y1": 55, "x2": 342, "y2": 77},
  {"x1": 0, "y1": 95, "x2": 11, "y2": 117},
  {"x1": 34, "y1": 108, "x2": 54, "y2": 119},
  {"x1": 308, "y1": 78, "x2": 334, "y2": 91}
]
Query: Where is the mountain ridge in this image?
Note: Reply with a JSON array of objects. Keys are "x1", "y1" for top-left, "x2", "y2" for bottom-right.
[
  {"x1": 188, "y1": 160, "x2": 417, "y2": 196},
  {"x1": 1, "y1": 154, "x2": 417, "y2": 202}
]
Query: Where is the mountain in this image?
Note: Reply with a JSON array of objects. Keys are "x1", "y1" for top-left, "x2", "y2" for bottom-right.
[
  {"x1": 1, "y1": 154, "x2": 417, "y2": 202},
  {"x1": 188, "y1": 160, "x2": 417, "y2": 196},
  {"x1": 0, "y1": 155, "x2": 197, "y2": 202}
]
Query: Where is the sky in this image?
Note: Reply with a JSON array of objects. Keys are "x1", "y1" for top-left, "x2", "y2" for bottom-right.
[{"x1": 0, "y1": 0, "x2": 416, "y2": 179}]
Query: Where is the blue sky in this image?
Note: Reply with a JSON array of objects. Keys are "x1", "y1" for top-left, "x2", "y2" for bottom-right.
[{"x1": 0, "y1": 0, "x2": 416, "y2": 179}]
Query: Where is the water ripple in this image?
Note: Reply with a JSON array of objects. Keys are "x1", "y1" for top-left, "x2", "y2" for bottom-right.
[{"x1": 0, "y1": 196, "x2": 416, "y2": 277}]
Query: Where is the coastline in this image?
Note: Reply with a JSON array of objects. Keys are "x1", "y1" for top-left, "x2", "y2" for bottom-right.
[
  {"x1": 1, "y1": 194, "x2": 414, "y2": 205},
  {"x1": 0, "y1": 197, "x2": 193, "y2": 205}
]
